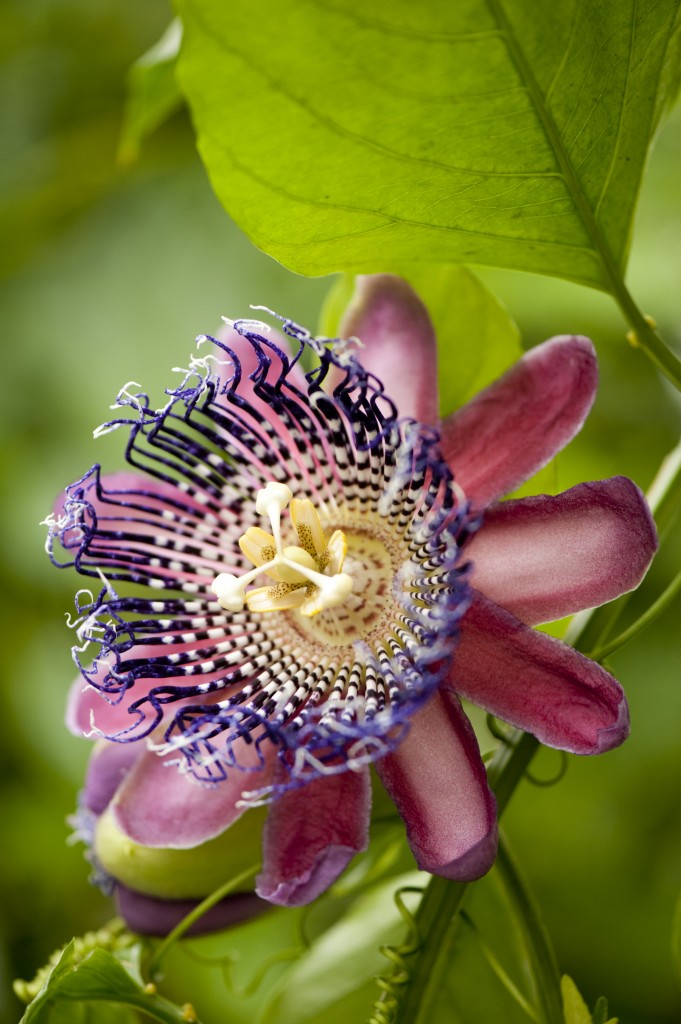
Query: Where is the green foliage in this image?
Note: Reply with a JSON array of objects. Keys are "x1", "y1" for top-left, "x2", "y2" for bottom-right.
[
  {"x1": 404, "y1": 265, "x2": 522, "y2": 413},
  {"x1": 260, "y1": 873, "x2": 423, "y2": 1023},
  {"x1": 176, "y1": 0, "x2": 681, "y2": 289},
  {"x1": 321, "y1": 265, "x2": 522, "y2": 413},
  {"x1": 561, "y1": 975, "x2": 618, "y2": 1024},
  {"x1": 16, "y1": 928, "x2": 200, "y2": 1024},
  {"x1": 118, "y1": 19, "x2": 184, "y2": 164}
]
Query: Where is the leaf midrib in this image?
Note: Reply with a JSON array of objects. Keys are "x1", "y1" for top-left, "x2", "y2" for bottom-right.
[{"x1": 484, "y1": 0, "x2": 631, "y2": 289}]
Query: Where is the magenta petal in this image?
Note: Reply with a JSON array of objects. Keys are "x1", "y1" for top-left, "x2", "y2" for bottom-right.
[
  {"x1": 440, "y1": 335, "x2": 597, "y2": 507},
  {"x1": 66, "y1": 666, "x2": 158, "y2": 738},
  {"x1": 83, "y1": 741, "x2": 141, "y2": 815},
  {"x1": 339, "y1": 275, "x2": 439, "y2": 424},
  {"x1": 452, "y1": 592, "x2": 629, "y2": 754},
  {"x1": 469, "y1": 477, "x2": 657, "y2": 624},
  {"x1": 216, "y1": 323, "x2": 308, "y2": 421},
  {"x1": 67, "y1": 673, "x2": 123, "y2": 738},
  {"x1": 53, "y1": 470, "x2": 178, "y2": 519},
  {"x1": 256, "y1": 766, "x2": 371, "y2": 906},
  {"x1": 116, "y1": 884, "x2": 267, "y2": 937},
  {"x1": 112, "y1": 739, "x2": 276, "y2": 847},
  {"x1": 376, "y1": 690, "x2": 497, "y2": 881},
  {"x1": 66, "y1": 646, "x2": 205, "y2": 739}
]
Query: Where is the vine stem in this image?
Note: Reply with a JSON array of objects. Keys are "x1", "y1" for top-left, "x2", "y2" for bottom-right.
[
  {"x1": 495, "y1": 836, "x2": 563, "y2": 1024},
  {"x1": 610, "y1": 278, "x2": 681, "y2": 393},
  {"x1": 589, "y1": 568, "x2": 681, "y2": 662},
  {"x1": 387, "y1": 437, "x2": 681, "y2": 1024},
  {"x1": 388, "y1": 733, "x2": 539, "y2": 1024},
  {"x1": 146, "y1": 864, "x2": 260, "y2": 981}
]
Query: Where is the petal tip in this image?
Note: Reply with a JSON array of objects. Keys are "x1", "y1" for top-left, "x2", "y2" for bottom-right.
[
  {"x1": 416, "y1": 816, "x2": 499, "y2": 882},
  {"x1": 256, "y1": 843, "x2": 355, "y2": 907},
  {"x1": 594, "y1": 692, "x2": 630, "y2": 754},
  {"x1": 543, "y1": 332, "x2": 597, "y2": 365}
]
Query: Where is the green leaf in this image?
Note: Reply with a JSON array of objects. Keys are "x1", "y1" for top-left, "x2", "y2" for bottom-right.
[
  {"x1": 118, "y1": 19, "x2": 184, "y2": 164},
  {"x1": 260, "y1": 872, "x2": 423, "y2": 1024},
  {"x1": 561, "y1": 975, "x2": 618, "y2": 1024},
  {"x1": 402, "y1": 265, "x2": 522, "y2": 413},
  {"x1": 17, "y1": 938, "x2": 202, "y2": 1024},
  {"x1": 176, "y1": 0, "x2": 681, "y2": 289},
  {"x1": 671, "y1": 889, "x2": 681, "y2": 979},
  {"x1": 320, "y1": 266, "x2": 522, "y2": 415}
]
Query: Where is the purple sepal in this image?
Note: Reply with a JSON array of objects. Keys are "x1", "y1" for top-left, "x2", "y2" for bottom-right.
[{"x1": 116, "y1": 884, "x2": 269, "y2": 936}]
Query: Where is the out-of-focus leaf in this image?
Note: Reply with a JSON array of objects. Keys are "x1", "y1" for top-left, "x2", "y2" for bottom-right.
[
  {"x1": 561, "y1": 975, "x2": 618, "y2": 1024},
  {"x1": 17, "y1": 938, "x2": 201, "y2": 1024},
  {"x1": 260, "y1": 872, "x2": 423, "y2": 1024},
  {"x1": 119, "y1": 20, "x2": 184, "y2": 163},
  {"x1": 403, "y1": 265, "x2": 522, "y2": 414},
  {"x1": 318, "y1": 274, "x2": 354, "y2": 339},
  {"x1": 320, "y1": 266, "x2": 522, "y2": 415},
  {"x1": 592, "y1": 996, "x2": 616, "y2": 1024},
  {"x1": 672, "y1": 889, "x2": 681, "y2": 979},
  {"x1": 409, "y1": 867, "x2": 543, "y2": 1024},
  {"x1": 176, "y1": 0, "x2": 681, "y2": 288}
]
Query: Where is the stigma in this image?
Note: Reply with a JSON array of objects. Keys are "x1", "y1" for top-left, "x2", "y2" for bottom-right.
[{"x1": 211, "y1": 482, "x2": 354, "y2": 617}]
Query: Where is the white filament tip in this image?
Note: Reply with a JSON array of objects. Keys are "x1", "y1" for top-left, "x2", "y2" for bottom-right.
[
  {"x1": 319, "y1": 572, "x2": 354, "y2": 609},
  {"x1": 211, "y1": 573, "x2": 246, "y2": 612},
  {"x1": 255, "y1": 482, "x2": 293, "y2": 517}
]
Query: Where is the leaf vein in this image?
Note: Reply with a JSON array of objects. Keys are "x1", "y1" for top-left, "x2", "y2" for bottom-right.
[{"x1": 210, "y1": 128, "x2": 598, "y2": 255}]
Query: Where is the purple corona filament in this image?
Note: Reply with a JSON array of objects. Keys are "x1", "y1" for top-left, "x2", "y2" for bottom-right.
[{"x1": 47, "y1": 314, "x2": 475, "y2": 802}]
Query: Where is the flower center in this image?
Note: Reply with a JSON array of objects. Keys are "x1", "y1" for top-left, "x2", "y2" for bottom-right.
[
  {"x1": 291, "y1": 529, "x2": 397, "y2": 647},
  {"x1": 211, "y1": 482, "x2": 354, "y2": 617}
]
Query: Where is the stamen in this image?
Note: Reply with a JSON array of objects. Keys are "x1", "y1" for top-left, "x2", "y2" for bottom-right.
[
  {"x1": 211, "y1": 483, "x2": 354, "y2": 617},
  {"x1": 255, "y1": 481, "x2": 293, "y2": 554}
]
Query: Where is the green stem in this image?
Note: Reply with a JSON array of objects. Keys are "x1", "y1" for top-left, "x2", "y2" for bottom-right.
[
  {"x1": 146, "y1": 864, "x2": 260, "y2": 981},
  {"x1": 460, "y1": 910, "x2": 542, "y2": 1023},
  {"x1": 609, "y1": 278, "x2": 681, "y2": 392},
  {"x1": 496, "y1": 836, "x2": 563, "y2": 1024},
  {"x1": 389, "y1": 732, "x2": 538, "y2": 1024},
  {"x1": 589, "y1": 567, "x2": 681, "y2": 662}
]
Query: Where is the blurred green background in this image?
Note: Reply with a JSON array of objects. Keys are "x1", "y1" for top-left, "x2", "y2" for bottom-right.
[{"x1": 1, "y1": 2, "x2": 680, "y2": 1022}]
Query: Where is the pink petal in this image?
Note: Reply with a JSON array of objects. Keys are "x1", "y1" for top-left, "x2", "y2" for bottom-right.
[
  {"x1": 339, "y1": 275, "x2": 439, "y2": 424},
  {"x1": 468, "y1": 477, "x2": 657, "y2": 625},
  {"x1": 56, "y1": 469, "x2": 220, "y2": 525},
  {"x1": 215, "y1": 322, "x2": 308, "y2": 412},
  {"x1": 440, "y1": 336, "x2": 598, "y2": 507},
  {"x1": 66, "y1": 664, "x2": 161, "y2": 738},
  {"x1": 452, "y1": 592, "x2": 629, "y2": 755},
  {"x1": 116, "y1": 884, "x2": 268, "y2": 936},
  {"x1": 256, "y1": 765, "x2": 371, "y2": 906},
  {"x1": 111, "y1": 737, "x2": 276, "y2": 847},
  {"x1": 376, "y1": 690, "x2": 497, "y2": 881},
  {"x1": 83, "y1": 741, "x2": 141, "y2": 815},
  {"x1": 66, "y1": 646, "x2": 228, "y2": 740}
]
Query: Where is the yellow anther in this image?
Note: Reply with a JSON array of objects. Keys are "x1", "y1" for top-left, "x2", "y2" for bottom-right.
[
  {"x1": 239, "y1": 526, "x2": 277, "y2": 568},
  {"x1": 213, "y1": 482, "x2": 355, "y2": 618}
]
